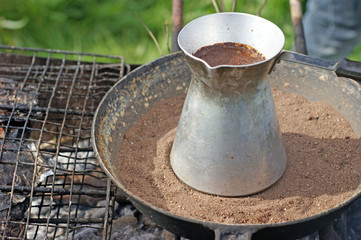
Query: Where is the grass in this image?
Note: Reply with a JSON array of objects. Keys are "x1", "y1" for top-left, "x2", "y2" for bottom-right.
[{"x1": 0, "y1": 0, "x2": 359, "y2": 64}]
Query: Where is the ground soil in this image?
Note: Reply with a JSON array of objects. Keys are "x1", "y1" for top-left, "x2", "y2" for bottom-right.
[{"x1": 117, "y1": 89, "x2": 361, "y2": 224}]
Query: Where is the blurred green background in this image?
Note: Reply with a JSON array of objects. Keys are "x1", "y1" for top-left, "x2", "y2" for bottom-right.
[{"x1": 0, "y1": 0, "x2": 360, "y2": 64}]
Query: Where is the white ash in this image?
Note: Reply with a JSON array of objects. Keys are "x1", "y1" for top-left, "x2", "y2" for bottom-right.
[{"x1": 24, "y1": 138, "x2": 170, "y2": 239}]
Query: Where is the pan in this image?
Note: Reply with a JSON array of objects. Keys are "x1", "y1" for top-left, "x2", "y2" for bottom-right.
[{"x1": 92, "y1": 48, "x2": 361, "y2": 239}]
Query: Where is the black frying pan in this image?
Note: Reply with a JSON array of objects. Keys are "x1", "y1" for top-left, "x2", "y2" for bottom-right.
[{"x1": 92, "y1": 52, "x2": 361, "y2": 240}]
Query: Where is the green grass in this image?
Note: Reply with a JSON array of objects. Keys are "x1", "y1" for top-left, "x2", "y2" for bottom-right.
[{"x1": 0, "y1": 0, "x2": 359, "y2": 64}]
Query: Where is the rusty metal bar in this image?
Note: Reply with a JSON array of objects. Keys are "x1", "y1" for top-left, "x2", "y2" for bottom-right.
[
  {"x1": 102, "y1": 178, "x2": 112, "y2": 240},
  {"x1": 65, "y1": 56, "x2": 85, "y2": 240},
  {"x1": 50, "y1": 56, "x2": 81, "y2": 240},
  {"x1": 0, "y1": 104, "x2": 94, "y2": 117},
  {"x1": 2, "y1": 51, "x2": 44, "y2": 240},
  {"x1": 0, "y1": 182, "x2": 110, "y2": 197},
  {"x1": 289, "y1": 0, "x2": 307, "y2": 54},
  {"x1": 172, "y1": 0, "x2": 183, "y2": 52},
  {"x1": 26, "y1": 218, "x2": 108, "y2": 224},
  {"x1": 24, "y1": 52, "x2": 61, "y2": 240},
  {"x1": 0, "y1": 45, "x2": 124, "y2": 61}
]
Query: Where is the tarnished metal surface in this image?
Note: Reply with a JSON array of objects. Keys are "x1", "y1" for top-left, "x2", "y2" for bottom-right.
[{"x1": 171, "y1": 13, "x2": 287, "y2": 196}]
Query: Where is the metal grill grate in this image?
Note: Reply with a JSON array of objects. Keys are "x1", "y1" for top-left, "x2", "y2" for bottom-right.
[{"x1": 0, "y1": 46, "x2": 130, "y2": 239}]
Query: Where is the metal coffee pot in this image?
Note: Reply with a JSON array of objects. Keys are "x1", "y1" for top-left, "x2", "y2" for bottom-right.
[{"x1": 170, "y1": 13, "x2": 288, "y2": 196}]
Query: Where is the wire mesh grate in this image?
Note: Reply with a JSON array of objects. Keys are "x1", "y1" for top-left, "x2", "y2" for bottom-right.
[{"x1": 0, "y1": 46, "x2": 130, "y2": 239}]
